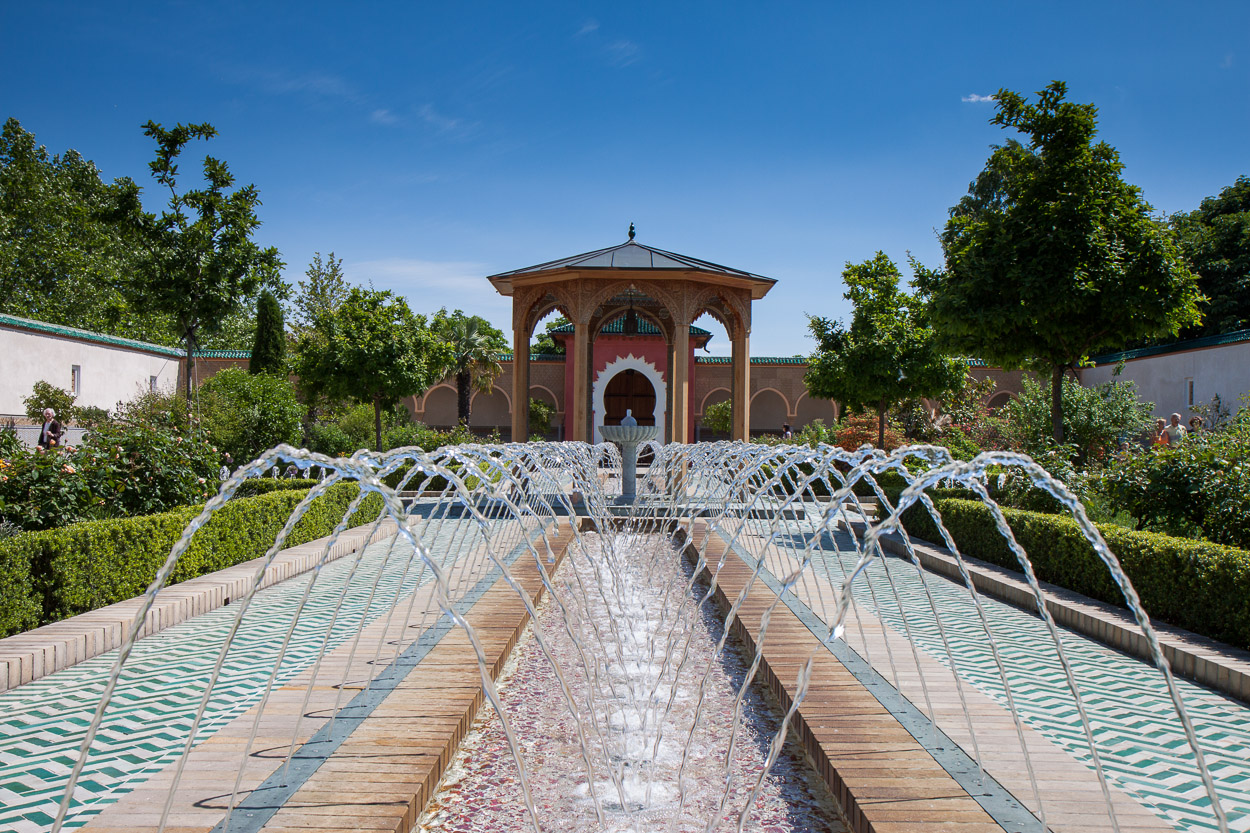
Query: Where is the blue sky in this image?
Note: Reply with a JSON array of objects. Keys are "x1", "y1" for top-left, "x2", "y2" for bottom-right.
[{"x1": 4, "y1": 1, "x2": 1247, "y2": 355}]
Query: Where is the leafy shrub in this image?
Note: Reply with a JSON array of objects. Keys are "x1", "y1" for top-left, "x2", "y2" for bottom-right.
[
  {"x1": 0, "y1": 481, "x2": 384, "y2": 636},
  {"x1": 0, "y1": 421, "x2": 219, "y2": 531},
  {"x1": 1, "y1": 425, "x2": 23, "y2": 458},
  {"x1": 833, "y1": 412, "x2": 905, "y2": 451},
  {"x1": 75, "y1": 405, "x2": 111, "y2": 428},
  {"x1": 200, "y1": 367, "x2": 304, "y2": 465},
  {"x1": 1100, "y1": 415, "x2": 1250, "y2": 548},
  {"x1": 899, "y1": 497, "x2": 1250, "y2": 650},
  {"x1": 23, "y1": 380, "x2": 77, "y2": 424},
  {"x1": 233, "y1": 478, "x2": 321, "y2": 497},
  {"x1": 528, "y1": 397, "x2": 555, "y2": 438},
  {"x1": 113, "y1": 388, "x2": 195, "y2": 433},
  {"x1": 305, "y1": 421, "x2": 357, "y2": 456},
  {"x1": 702, "y1": 400, "x2": 733, "y2": 437},
  {"x1": 1004, "y1": 372, "x2": 1153, "y2": 465}
]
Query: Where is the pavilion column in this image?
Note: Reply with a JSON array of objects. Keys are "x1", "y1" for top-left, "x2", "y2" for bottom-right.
[
  {"x1": 671, "y1": 320, "x2": 690, "y2": 443},
  {"x1": 511, "y1": 328, "x2": 529, "y2": 442},
  {"x1": 732, "y1": 331, "x2": 750, "y2": 441},
  {"x1": 572, "y1": 320, "x2": 590, "y2": 442}
]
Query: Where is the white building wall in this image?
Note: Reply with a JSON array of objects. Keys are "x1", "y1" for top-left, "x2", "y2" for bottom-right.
[
  {"x1": 1080, "y1": 341, "x2": 1250, "y2": 420},
  {"x1": 0, "y1": 325, "x2": 181, "y2": 418}
]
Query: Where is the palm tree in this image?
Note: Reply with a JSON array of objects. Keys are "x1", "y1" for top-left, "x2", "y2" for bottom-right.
[{"x1": 444, "y1": 316, "x2": 503, "y2": 426}]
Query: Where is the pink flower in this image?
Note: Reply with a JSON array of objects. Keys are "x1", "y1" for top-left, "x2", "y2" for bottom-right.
[{"x1": 61, "y1": 464, "x2": 76, "y2": 474}]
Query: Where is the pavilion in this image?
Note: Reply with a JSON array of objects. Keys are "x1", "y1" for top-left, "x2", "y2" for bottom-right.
[{"x1": 488, "y1": 229, "x2": 777, "y2": 443}]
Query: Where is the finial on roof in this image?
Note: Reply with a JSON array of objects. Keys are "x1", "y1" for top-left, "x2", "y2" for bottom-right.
[{"x1": 628, "y1": 222, "x2": 635, "y2": 241}]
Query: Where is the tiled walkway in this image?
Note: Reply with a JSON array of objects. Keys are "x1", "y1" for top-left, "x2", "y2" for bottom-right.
[
  {"x1": 735, "y1": 516, "x2": 1250, "y2": 832},
  {"x1": 0, "y1": 517, "x2": 499, "y2": 832}
]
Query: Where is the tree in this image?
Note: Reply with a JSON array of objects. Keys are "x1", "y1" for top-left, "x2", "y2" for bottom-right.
[
  {"x1": 806, "y1": 253, "x2": 965, "y2": 448},
  {"x1": 292, "y1": 251, "x2": 349, "y2": 332},
  {"x1": 528, "y1": 397, "x2": 555, "y2": 438},
  {"x1": 123, "y1": 121, "x2": 283, "y2": 399},
  {"x1": 23, "y1": 381, "x2": 77, "y2": 426},
  {"x1": 0, "y1": 118, "x2": 176, "y2": 343},
  {"x1": 702, "y1": 400, "x2": 733, "y2": 436},
  {"x1": 927, "y1": 81, "x2": 1202, "y2": 443},
  {"x1": 531, "y1": 316, "x2": 569, "y2": 355},
  {"x1": 200, "y1": 367, "x2": 303, "y2": 463},
  {"x1": 431, "y1": 308, "x2": 507, "y2": 426},
  {"x1": 249, "y1": 290, "x2": 286, "y2": 374},
  {"x1": 1171, "y1": 175, "x2": 1250, "y2": 338},
  {"x1": 295, "y1": 287, "x2": 451, "y2": 451}
]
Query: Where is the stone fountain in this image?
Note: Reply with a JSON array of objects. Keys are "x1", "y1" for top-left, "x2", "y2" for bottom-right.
[{"x1": 599, "y1": 409, "x2": 658, "y2": 503}]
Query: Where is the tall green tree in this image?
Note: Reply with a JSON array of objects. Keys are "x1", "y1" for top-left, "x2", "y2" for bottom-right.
[
  {"x1": 927, "y1": 81, "x2": 1201, "y2": 443},
  {"x1": 431, "y1": 308, "x2": 507, "y2": 426},
  {"x1": 292, "y1": 251, "x2": 349, "y2": 332},
  {"x1": 1171, "y1": 175, "x2": 1250, "y2": 338},
  {"x1": 249, "y1": 289, "x2": 285, "y2": 374},
  {"x1": 0, "y1": 118, "x2": 176, "y2": 342},
  {"x1": 123, "y1": 121, "x2": 283, "y2": 399},
  {"x1": 295, "y1": 287, "x2": 451, "y2": 451},
  {"x1": 806, "y1": 253, "x2": 964, "y2": 448}
]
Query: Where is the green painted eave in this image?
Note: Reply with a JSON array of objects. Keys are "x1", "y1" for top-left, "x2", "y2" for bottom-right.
[
  {"x1": 0, "y1": 313, "x2": 184, "y2": 358},
  {"x1": 1090, "y1": 329, "x2": 1250, "y2": 365}
]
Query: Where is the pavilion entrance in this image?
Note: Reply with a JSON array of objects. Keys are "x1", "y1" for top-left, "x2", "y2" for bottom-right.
[{"x1": 603, "y1": 368, "x2": 656, "y2": 427}]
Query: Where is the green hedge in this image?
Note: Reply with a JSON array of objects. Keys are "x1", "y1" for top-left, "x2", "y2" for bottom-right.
[
  {"x1": 233, "y1": 478, "x2": 322, "y2": 497},
  {"x1": 0, "y1": 482, "x2": 384, "y2": 637},
  {"x1": 899, "y1": 497, "x2": 1250, "y2": 650}
]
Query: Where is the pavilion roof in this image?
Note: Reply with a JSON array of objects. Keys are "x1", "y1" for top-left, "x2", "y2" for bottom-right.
[{"x1": 488, "y1": 239, "x2": 776, "y2": 286}]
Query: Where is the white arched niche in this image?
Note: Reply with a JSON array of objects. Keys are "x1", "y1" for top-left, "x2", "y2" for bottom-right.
[{"x1": 592, "y1": 353, "x2": 667, "y2": 444}]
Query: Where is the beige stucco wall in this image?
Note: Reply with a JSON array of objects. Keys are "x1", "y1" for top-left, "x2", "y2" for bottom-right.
[
  {"x1": 0, "y1": 324, "x2": 181, "y2": 419},
  {"x1": 1079, "y1": 341, "x2": 1250, "y2": 421}
]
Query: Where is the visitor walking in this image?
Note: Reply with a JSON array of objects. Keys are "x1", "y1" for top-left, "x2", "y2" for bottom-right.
[
  {"x1": 1162, "y1": 413, "x2": 1187, "y2": 448},
  {"x1": 1152, "y1": 418, "x2": 1168, "y2": 447},
  {"x1": 782, "y1": 423, "x2": 793, "y2": 440},
  {"x1": 36, "y1": 408, "x2": 62, "y2": 451}
]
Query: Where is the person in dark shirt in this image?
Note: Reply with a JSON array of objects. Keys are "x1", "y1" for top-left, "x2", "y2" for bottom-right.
[{"x1": 37, "y1": 408, "x2": 63, "y2": 450}]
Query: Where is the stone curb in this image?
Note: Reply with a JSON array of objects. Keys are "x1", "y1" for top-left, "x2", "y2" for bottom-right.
[{"x1": 0, "y1": 519, "x2": 400, "y2": 693}]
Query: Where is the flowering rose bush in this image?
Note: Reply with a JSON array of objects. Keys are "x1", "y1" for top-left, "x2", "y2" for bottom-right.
[{"x1": 0, "y1": 421, "x2": 219, "y2": 532}]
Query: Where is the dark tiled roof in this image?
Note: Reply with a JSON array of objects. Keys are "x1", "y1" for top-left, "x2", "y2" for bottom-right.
[
  {"x1": 0, "y1": 312, "x2": 184, "y2": 357},
  {"x1": 696, "y1": 356, "x2": 808, "y2": 365},
  {"x1": 549, "y1": 317, "x2": 711, "y2": 337},
  {"x1": 496, "y1": 353, "x2": 567, "y2": 362},
  {"x1": 1090, "y1": 329, "x2": 1250, "y2": 365},
  {"x1": 197, "y1": 349, "x2": 251, "y2": 359},
  {"x1": 488, "y1": 240, "x2": 774, "y2": 283}
]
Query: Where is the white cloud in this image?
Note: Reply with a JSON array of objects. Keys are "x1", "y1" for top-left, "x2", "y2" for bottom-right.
[
  {"x1": 418, "y1": 104, "x2": 463, "y2": 132},
  {"x1": 961, "y1": 93, "x2": 995, "y2": 103},
  {"x1": 370, "y1": 108, "x2": 398, "y2": 126},
  {"x1": 1221, "y1": 53, "x2": 1234, "y2": 69},
  {"x1": 605, "y1": 39, "x2": 641, "y2": 67},
  {"x1": 577, "y1": 19, "x2": 599, "y2": 37}
]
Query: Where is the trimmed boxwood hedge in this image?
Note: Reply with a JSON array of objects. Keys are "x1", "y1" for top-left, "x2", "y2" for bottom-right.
[
  {"x1": 233, "y1": 478, "x2": 322, "y2": 497},
  {"x1": 0, "y1": 482, "x2": 384, "y2": 637},
  {"x1": 898, "y1": 497, "x2": 1250, "y2": 651}
]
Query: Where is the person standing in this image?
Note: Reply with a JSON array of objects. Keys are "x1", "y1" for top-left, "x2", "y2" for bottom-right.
[
  {"x1": 36, "y1": 408, "x2": 63, "y2": 450},
  {"x1": 1162, "y1": 413, "x2": 1187, "y2": 448}
]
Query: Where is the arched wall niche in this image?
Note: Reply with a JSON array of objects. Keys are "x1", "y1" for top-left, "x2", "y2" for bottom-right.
[
  {"x1": 421, "y1": 384, "x2": 458, "y2": 428},
  {"x1": 591, "y1": 353, "x2": 667, "y2": 444},
  {"x1": 469, "y1": 386, "x2": 512, "y2": 430},
  {"x1": 750, "y1": 388, "x2": 790, "y2": 434}
]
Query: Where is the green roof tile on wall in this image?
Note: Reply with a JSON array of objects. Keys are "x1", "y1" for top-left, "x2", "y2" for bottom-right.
[
  {"x1": 0, "y1": 312, "x2": 185, "y2": 357},
  {"x1": 1090, "y1": 329, "x2": 1250, "y2": 365}
]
